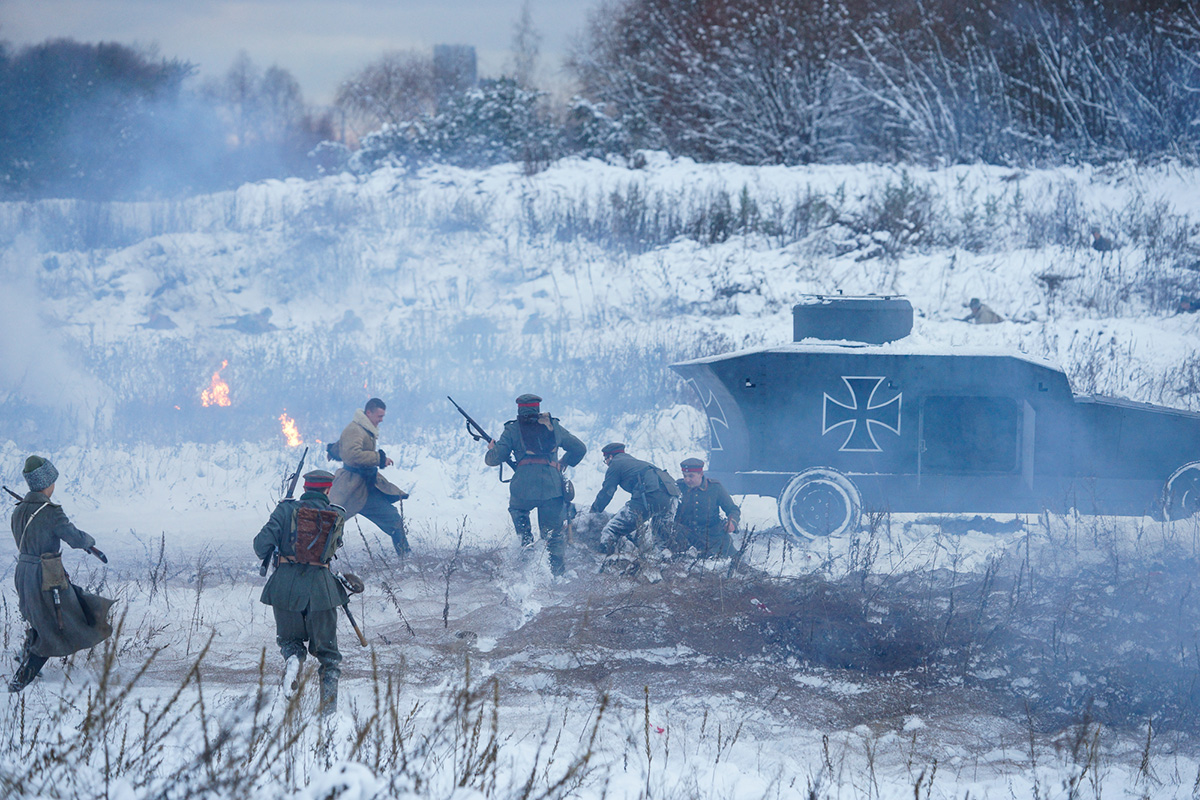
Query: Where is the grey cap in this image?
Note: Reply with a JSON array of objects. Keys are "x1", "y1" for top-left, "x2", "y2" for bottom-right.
[{"x1": 601, "y1": 442, "x2": 626, "y2": 457}]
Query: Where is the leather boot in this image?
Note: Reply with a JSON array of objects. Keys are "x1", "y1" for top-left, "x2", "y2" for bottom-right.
[
  {"x1": 8, "y1": 652, "x2": 48, "y2": 693},
  {"x1": 319, "y1": 673, "x2": 338, "y2": 715}
]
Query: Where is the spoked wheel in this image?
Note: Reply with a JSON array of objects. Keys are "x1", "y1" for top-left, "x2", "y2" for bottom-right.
[
  {"x1": 1163, "y1": 461, "x2": 1200, "y2": 521},
  {"x1": 777, "y1": 467, "x2": 862, "y2": 540}
]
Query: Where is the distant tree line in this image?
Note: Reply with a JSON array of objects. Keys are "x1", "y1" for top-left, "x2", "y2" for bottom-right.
[
  {"x1": 2, "y1": 0, "x2": 1198, "y2": 199},
  {"x1": 0, "y1": 39, "x2": 331, "y2": 199}
]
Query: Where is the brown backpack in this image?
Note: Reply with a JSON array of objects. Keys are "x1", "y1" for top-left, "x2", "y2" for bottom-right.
[{"x1": 291, "y1": 506, "x2": 343, "y2": 565}]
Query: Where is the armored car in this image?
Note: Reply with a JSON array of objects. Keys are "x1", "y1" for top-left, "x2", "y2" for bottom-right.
[{"x1": 671, "y1": 296, "x2": 1200, "y2": 539}]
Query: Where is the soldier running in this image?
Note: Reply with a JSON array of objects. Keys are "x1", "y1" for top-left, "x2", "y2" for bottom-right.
[
  {"x1": 8, "y1": 456, "x2": 114, "y2": 692},
  {"x1": 590, "y1": 443, "x2": 680, "y2": 553},
  {"x1": 329, "y1": 398, "x2": 411, "y2": 557},
  {"x1": 485, "y1": 394, "x2": 586, "y2": 576},
  {"x1": 671, "y1": 458, "x2": 740, "y2": 558},
  {"x1": 254, "y1": 469, "x2": 349, "y2": 714}
]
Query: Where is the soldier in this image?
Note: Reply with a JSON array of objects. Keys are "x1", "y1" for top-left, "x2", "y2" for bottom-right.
[
  {"x1": 590, "y1": 443, "x2": 680, "y2": 553},
  {"x1": 253, "y1": 469, "x2": 348, "y2": 714},
  {"x1": 485, "y1": 393, "x2": 586, "y2": 576},
  {"x1": 671, "y1": 458, "x2": 740, "y2": 558},
  {"x1": 8, "y1": 456, "x2": 114, "y2": 693},
  {"x1": 329, "y1": 398, "x2": 411, "y2": 557},
  {"x1": 962, "y1": 298, "x2": 1002, "y2": 324}
]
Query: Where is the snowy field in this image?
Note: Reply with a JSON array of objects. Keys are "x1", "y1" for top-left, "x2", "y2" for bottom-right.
[{"x1": 3, "y1": 155, "x2": 1200, "y2": 797}]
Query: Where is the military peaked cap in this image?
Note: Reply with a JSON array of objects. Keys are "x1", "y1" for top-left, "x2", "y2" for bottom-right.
[
  {"x1": 303, "y1": 469, "x2": 335, "y2": 489},
  {"x1": 601, "y1": 442, "x2": 626, "y2": 457},
  {"x1": 680, "y1": 458, "x2": 705, "y2": 473},
  {"x1": 515, "y1": 393, "x2": 542, "y2": 407}
]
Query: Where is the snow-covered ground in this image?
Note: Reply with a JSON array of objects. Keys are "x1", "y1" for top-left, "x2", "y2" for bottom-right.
[{"x1": 3, "y1": 155, "x2": 1200, "y2": 797}]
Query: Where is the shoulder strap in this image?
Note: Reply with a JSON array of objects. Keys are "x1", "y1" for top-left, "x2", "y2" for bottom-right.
[{"x1": 17, "y1": 502, "x2": 50, "y2": 553}]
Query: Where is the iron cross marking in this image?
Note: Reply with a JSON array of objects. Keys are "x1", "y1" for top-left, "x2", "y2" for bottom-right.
[{"x1": 822, "y1": 376, "x2": 902, "y2": 452}]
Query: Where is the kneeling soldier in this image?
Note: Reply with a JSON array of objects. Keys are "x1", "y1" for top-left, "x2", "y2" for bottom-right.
[
  {"x1": 673, "y1": 458, "x2": 739, "y2": 558},
  {"x1": 591, "y1": 443, "x2": 680, "y2": 553},
  {"x1": 8, "y1": 456, "x2": 115, "y2": 692},
  {"x1": 254, "y1": 469, "x2": 348, "y2": 714}
]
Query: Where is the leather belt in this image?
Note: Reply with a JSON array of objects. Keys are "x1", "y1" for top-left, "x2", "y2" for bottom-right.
[
  {"x1": 278, "y1": 556, "x2": 328, "y2": 568},
  {"x1": 17, "y1": 553, "x2": 41, "y2": 565},
  {"x1": 517, "y1": 457, "x2": 561, "y2": 468}
]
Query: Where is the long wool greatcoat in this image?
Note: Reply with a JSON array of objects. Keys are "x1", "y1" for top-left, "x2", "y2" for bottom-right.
[
  {"x1": 485, "y1": 415, "x2": 586, "y2": 504},
  {"x1": 253, "y1": 490, "x2": 349, "y2": 612},
  {"x1": 10, "y1": 492, "x2": 115, "y2": 658},
  {"x1": 329, "y1": 409, "x2": 406, "y2": 518}
]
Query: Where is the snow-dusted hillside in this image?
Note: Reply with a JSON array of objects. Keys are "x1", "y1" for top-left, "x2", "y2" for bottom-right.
[{"x1": 4, "y1": 155, "x2": 1200, "y2": 798}]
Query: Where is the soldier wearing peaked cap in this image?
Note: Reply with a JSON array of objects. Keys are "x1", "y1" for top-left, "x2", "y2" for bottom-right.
[
  {"x1": 254, "y1": 469, "x2": 348, "y2": 714},
  {"x1": 8, "y1": 456, "x2": 115, "y2": 692},
  {"x1": 486, "y1": 394, "x2": 586, "y2": 576},
  {"x1": 671, "y1": 458, "x2": 739, "y2": 558},
  {"x1": 590, "y1": 443, "x2": 680, "y2": 554}
]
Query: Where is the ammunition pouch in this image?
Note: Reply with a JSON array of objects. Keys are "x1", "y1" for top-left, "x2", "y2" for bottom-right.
[{"x1": 40, "y1": 552, "x2": 70, "y2": 592}]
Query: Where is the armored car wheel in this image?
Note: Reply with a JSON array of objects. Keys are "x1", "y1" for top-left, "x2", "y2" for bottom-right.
[
  {"x1": 778, "y1": 467, "x2": 862, "y2": 540},
  {"x1": 1164, "y1": 461, "x2": 1200, "y2": 521}
]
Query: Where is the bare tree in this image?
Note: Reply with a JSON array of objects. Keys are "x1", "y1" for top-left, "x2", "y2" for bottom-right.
[
  {"x1": 510, "y1": 0, "x2": 543, "y2": 88},
  {"x1": 334, "y1": 51, "x2": 436, "y2": 139}
]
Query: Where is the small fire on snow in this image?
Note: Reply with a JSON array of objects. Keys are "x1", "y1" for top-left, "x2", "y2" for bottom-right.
[
  {"x1": 279, "y1": 411, "x2": 303, "y2": 447},
  {"x1": 201, "y1": 360, "x2": 231, "y2": 407}
]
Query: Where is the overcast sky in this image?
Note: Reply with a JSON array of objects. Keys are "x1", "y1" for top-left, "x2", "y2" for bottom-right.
[{"x1": 2, "y1": 0, "x2": 595, "y2": 105}]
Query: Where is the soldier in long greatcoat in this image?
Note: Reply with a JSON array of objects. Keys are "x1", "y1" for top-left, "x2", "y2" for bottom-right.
[
  {"x1": 254, "y1": 469, "x2": 349, "y2": 713},
  {"x1": 486, "y1": 393, "x2": 586, "y2": 576},
  {"x1": 8, "y1": 456, "x2": 114, "y2": 692},
  {"x1": 329, "y1": 398, "x2": 410, "y2": 557}
]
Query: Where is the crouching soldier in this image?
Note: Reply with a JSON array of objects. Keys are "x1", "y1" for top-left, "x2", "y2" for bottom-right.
[
  {"x1": 591, "y1": 443, "x2": 680, "y2": 553},
  {"x1": 672, "y1": 458, "x2": 739, "y2": 558},
  {"x1": 254, "y1": 469, "x2": 348, "y2": 714},
  {"x1": 486, "y1": 394, "x2": 587, "y2": 576},
  {"x1": 8, "y1": 456, "x2": 114, "y2": 692}
]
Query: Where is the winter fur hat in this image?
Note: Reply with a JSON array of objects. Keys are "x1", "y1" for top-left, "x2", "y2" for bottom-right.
[{"x1": 23, "y1": 455, "x2": 58, "y2": 492}]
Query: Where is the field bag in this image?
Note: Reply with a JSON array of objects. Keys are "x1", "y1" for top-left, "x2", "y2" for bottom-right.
[
  {"x1": 291, "y1": 507, "x2": 344, "y2": 565},
  {"x1": 40, "y1": 552, "x2": 70, "y2": 592},
  {"x1": 657, "y1": 468, "x2": 682, "y2": 499}
]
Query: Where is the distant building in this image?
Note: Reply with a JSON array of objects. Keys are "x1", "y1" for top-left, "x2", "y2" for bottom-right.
[{"x1": 433, "y1": 45, "x2": 477, "y2": 110}]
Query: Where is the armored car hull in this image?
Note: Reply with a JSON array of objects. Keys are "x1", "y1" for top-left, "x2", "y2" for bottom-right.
[{"x1": 671, "y1": 298, "x2": 1200, "y2": 539}]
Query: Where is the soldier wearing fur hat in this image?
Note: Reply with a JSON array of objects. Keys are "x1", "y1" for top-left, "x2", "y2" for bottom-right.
[
  {"x1": 254, "y1": 469, "x2": 349, "y2": 714},
  {"x1": 590, "y1": 443, "x2": 680, "y2": 553},
  {"x1": 671, "y1": 458, "x2": 739, "y2": 558},
  {"x1": 485, "y1": 394, "x2": 587, "y2": 576},
  {"x1": 329, "y1": 398, "x2": 411, "y2": 558},
  {"x1": 8, "y1": 456, "x2": 115, "y2": 693}
]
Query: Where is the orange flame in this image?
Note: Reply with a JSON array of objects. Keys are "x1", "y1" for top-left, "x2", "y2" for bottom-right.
[
  {"x1": 201, "y1": 360, "x2": 231, "y2": 407},
  {"x1": 279, "y1": 411, "x2": 303, "y2": 447}
]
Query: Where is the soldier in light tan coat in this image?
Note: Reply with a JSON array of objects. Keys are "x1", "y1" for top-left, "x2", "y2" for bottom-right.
[{"x1": 329, "y1": 398, "x2": 410, "y2": 557}]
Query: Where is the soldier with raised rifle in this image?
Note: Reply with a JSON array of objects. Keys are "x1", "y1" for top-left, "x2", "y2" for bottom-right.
[
  {"x1": 254, "y1": 469, "x2": 358, "y2": 714},
  {"x1": 484, "y1": 394, "x2": 586, "y2": 577},
  {"x1": 6, "y1": 456, "x2": 114, "y2": 693}
]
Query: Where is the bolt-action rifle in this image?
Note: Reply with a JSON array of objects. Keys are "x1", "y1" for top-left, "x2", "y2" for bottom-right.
[
  {"x1": 4, "y1": 485, "x2": 107, "y2": 563},
  {"x1": 448, "y1": 396, "x2": 516, "y2": 482},
  {"x1": 259, "y1": 447, "x2": 308, "y2": 577}
]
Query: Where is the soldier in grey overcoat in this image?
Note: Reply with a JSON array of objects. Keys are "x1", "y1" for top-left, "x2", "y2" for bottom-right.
[
  {"x1": 254, "y1": 469, "x2": 349, "y2": 713},
  {"x1": 672, "y1": 458, "x2": 740, "y2": 558},
  {"x1": 8, "y1": 456, "x2": 114, "y2": 692},
  {"x1": 485, "y1": 394, "x2": 586, "y2": 576},
  {"x1": 590, "y1": 443, "x2": 679, "y2": 553}
]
